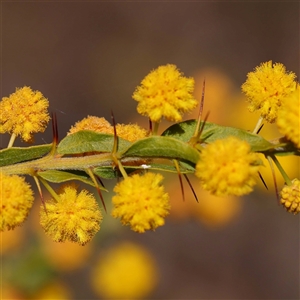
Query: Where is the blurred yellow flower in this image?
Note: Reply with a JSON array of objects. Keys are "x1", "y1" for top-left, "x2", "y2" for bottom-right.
[
  {"x1": 0, "y1": 86, "x2": 50, "y2": 142},
  {"x1": 195, "y1": 137, "x2": 261, "y2": 196},
  {"x1": 0, "y1": 226, "x2": 24, "y2": 254},
  {"x1": 0, "y1": 173, "x2": 34, "y2": 231},
  {"x1": 277, "y1": 86, "x2": 300, "y2": 148},
  {"x1": 133, "y1": 64, "x2": 197, "y2": 122},
  {"x1": 112, "y1": 172, "x2": 170, "y2": 233},
  {"x1": 40, "y1": 185, "x2": 102, "y2": 245},
  {"x1": 241, "y1": 61, "x2": 297, "y2": 123},
  {"x1": 91, "y1": 242, "x2": 158, "y2": 299},
  {"x1": 31, "y1": 281, "x2": 71, "y2": 300},
  {"x1": 280, "y1": 178, "x2": 300, "y2": 214}
]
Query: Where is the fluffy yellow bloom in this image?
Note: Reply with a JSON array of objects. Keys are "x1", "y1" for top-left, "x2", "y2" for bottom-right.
[
  {"x1": 91, "y1": 242, "x2": 158, "y2": 299},
  {"x1": 280, "y1": 178, "x2": 300, "y2": 214},
  {"x1": 0, "y1": 86, "x2": 50, "y2": 141},
  {"x1": 68, "y1": 116, "x2": 112, "y2": 135},
  {"x1": 68, "y1": 116, "x2": 147, "y2": 142},
  {"x1": 277, "y1": 86, "x2": 300, "y2": 148},
  {"x1": 0, "y1": 173, "x2": 34, "y2": 231},
  {"x1": 115, "y1": 123, "x2": 148, "y2": 142},
  {"x1": 241, "y1": 61, "x2": 297, "y2": 123},
  {"x1": 112, "y1": 172, "x2": 170, "y2": 233},
  {"x1": 40, "y1": 185, "x2": 102, "y2": 245},
  {"x1": 133, "y1": 64, "x2": 197, "y2": 122},
  {"x1": 195, "y1": 137, "x2": 261, "y2": 196}
]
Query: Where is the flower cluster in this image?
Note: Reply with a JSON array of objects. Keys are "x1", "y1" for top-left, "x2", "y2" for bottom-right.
[{"x1": 0, "y1": 61, "x2": 299, "y2": 244}]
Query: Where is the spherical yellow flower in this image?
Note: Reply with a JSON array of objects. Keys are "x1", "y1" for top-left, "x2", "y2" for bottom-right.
[
  {"x1": 280, "y1": 178, "x2": 300, "y2": 214},
  {"x1": 195, "y1": 136, "x2": 261, "y2": 196},
  {"x1": 277, "y1": 86, "x2": 300, "y2": 148},
  {"x1": 68, "y1": 116, "x2": 147, "y2": 142},
  {"x1": 0, "y1": 86, "x2": 50, "y2": 141},
  {"x1": 91, "y1": 242, "x2": 158, "y2": 299},
  {"x1": 0, "y1": 173, "x2": 34, "y2": 231},
  {"x1": 68, "y1": 116, "x2": 112, "y2": 135},
  {"x1": 40, "y1": 185, "x2": 102, "y2": 245},
  {"x1": 112, "y1": 172, "x2": 170, "y2": 232},
  {"x1": 133, "y1": 64, "x2": 197, "y2": 122},
  {"x1": 115, "y1": 123, "x2": 148, "y2": 142},
  {"x1": 241, "y1": 61, "x2": 297, "y2": 123}
]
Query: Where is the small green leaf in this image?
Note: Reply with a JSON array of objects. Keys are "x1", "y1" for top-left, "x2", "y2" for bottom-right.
[
  {"x1": 37, "y1": 169, "x2": 101, "y2": 188},
  {"x1": 122, "y1": 136, "x2": 200, "y2": 164},
  {"x1": 57, "y1": 130, "x2": 131, "y2": 155},
  {"x1": 162, "y1": 120, "x2": 276, "y2": 152},
  {"x1": 0, "y1": 144, "x2": 52, "y2": 167}
]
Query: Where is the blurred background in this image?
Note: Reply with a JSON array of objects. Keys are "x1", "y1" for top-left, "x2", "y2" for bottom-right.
[{"x1": 1, "y1": 1, "x2": 299, "y2": 299}]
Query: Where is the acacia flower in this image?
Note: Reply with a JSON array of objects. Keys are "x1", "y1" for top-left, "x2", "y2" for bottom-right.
[
  {"x1": 91, "y1": 242, "x2": 158, "y2": 299},
  {"x1": 132, "y1": 64, "x2": 197, "y2": 122},
  {"x1": 68, "y1": 116, "x2": 147, "y2": 142},
  {"x1": 0, "y1": 173, "x2": 34, "y2": 231},
  {"x1": 0, "y1": 86, "x2": 50, "y2": 142},
  {"x1": 68, "y1": 116, "x2": 112, "y2": 135},
  {"x1": 115, "y1": 123, "x2": 147, "y2": 142},
  {"x1": 40, "y1": 185, "x2": 102, "y2": 245},
  {"x1": 241, "y1": 61, "x2": 297, "y2": 123},
  {"x1": 277, "y1": 86, "x2": 300, "y2": 148},
  {"x1": 280, "y1": 178, "x2": 300, "y2": 214},
  {"x1": 195, "y1": 136, "x2": 261, "y2": 196},
  {"x1": 111, "y1": 172, "x2": 170, "y2": 233}
]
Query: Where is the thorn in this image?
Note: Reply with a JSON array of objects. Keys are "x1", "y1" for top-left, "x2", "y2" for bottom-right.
[
  {"x1": 33, "y1": 176, "x2": 48, "y2": 215},
  {"x1": 184, "y1": 174, "x2": 199, "y2": 203},
  {"x1": 51, "y1": 112, "x2": 58, "y2": 146},
  {"x1": 110, "y1": 110, "x2": 118, "y2": 156},
  {"x1": 173, "y1": 160, "x2": 185, "y2": 202},
  {"x1": 257, "y1": 123, "x2": 264, "y2": 134},
  {"x1": 96, "y1": 185, "x2": 107, "y2": 213},
  {"x1": 258, "y1": 171, "x2": 268, "y2": 190},
  {"x1": 86, "y1": 168, "x2": 107, "y2": 212},
  {"x1": 149, "y1": 118, "x2": 152, "y2": 135}
]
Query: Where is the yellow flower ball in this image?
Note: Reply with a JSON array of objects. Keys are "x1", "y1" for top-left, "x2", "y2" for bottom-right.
[
  {"x1": 91, "y1": 242, "x2": 158, "y2": 299},
  {"x1": 40, "y1": 185, "x2": 102, "y2": 245},
  {"x1": 277, "y1": 86, "x2": 300, "y2": 148},
  {"x1": 112, "y1": 172, "x2": 170, "y2": 233},
  {"x1": 241, "y1": 61, "x2": 297, "y2": 123},
  {"x1": 133, "y1": 64, "x2": 197, "y2": 122},
  {"x1": 280, "y1": 178, "x2": 300, "y2": 214},
  {"x1": 195, "y1": 136, "x2": 262, "y2": 196},
  {"x1": 0, "y1": 173, "x2": 34, "y2": 231},
  {"x1": 0, "y1": 86, "x2": 50, "y2": 142}
]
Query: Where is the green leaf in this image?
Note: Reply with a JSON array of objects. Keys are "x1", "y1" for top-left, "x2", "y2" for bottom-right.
[
  {"x1": 162, "y1": 120, "x2": 276, "y2": 152},
  {"x1": 122, "y1": 136, "x2": 200, "y2": 164},
  {"x1": 57, "y1": 130, "x2": 131, "y2": 155},
  {"x1": 37, "y1": 169, "x2": 99, "y2": 187},
  {"x1": 0, "y1": 144, "x2": 52, "y2": 167}
]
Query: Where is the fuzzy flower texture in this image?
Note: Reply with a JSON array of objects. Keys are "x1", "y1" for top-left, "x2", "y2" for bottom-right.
[
  {"x1": 0, "y1": 86, "x2": 50, "y2": 142},
  {"x1": 0, "y1": 173, "x2": 34, "y2": 231},
  {"x1": 133, "y1": 64, "x2": 198, "y2": 123},
  {"x1": 280, "y1": 179, "x2": 300, "y2": 215},
  {"x1": 40, "y1": 185, "x2": 102, "y2": 245},
  {"x1": 277, "y1": 86, "x2": 300, "y2": 148},
  {"x1": 196, "y1": 136, "x2": 262, "y2": 196},
  {"x1": 242, "y1": 61, "x2": 297, "y2": 123},
  {"x1": 112, "y1": 172, "x2": 170, "y2": 233}
]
